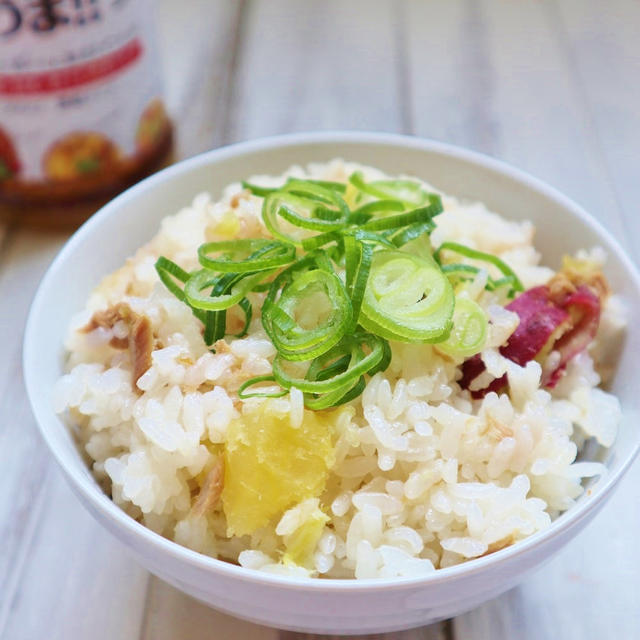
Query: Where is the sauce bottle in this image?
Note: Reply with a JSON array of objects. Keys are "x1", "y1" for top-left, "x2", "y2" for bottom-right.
[{"x1": 0, "y1": 0, "x2": 173, "y2": 228}]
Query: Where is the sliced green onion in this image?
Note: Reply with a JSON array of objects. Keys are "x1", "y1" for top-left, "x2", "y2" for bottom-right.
[
  {"x1": 360, "y1": 250, "x2": 454, "y2": 342},
  {"x1": 348, "y1": 199, "x2": 406, "y2": 224},
  {"x1": 361, "y1": 203, "x2": 440, "y2": 232},
  {"x1": 265, "y1": 192, "x2": 345, "y2": 231},
  {"x1": 390, "y1": 222, "x2": 434, "y2": 248},
  {"x1": 326, "y1": 242, "x2": 345, "y2": 265},
  {"x1": 347, "y1": 228, "x2": 396, "y2": 249},
  {"x1": 441, "y1": 263, "x2": 481, "y2": 285},
  {"x1": 352, "y1": 199, "x2": 407, "y2": 216},
  {"x1": 344, "y1": 236, "x2": 372, "y2": 331},
  {"x1": 310, "y1": 250, "x2": 335, "y2": 274},
  {"x1": 442, "y1": 263, "x2": 480, "y2": 276},
  {"x1": 262, "y1": 191, "x2": 348, "y2": 246},
  {"x1": 311, "y1": 353, "x2": 351, "y2": 382},
  {"x1": 156, "y1": 171, "x2": 527, "y2": 409},
  {"x1": 273, "y1": 333, "x2": 385, "y2": 394},
  {"x1": 198, "y1": 239, "x2": 295, "y2": 272},
  {"x1": 442, "y1": 263, "x2": 518, "y2": 299},
  {"x1": 237, "y1": 375, "x2": 288, "y2": 399},
  {"x1": 295, "y1": 179, "x2": 347, "y2": 193},
  {"x1": 346, "y1": 210, "x2": 374, "y2": 225},
  {"x1": 368, "y1": 337, "x2": 392, "y2": 375},
  {"x1": 434, "y1": 242, "x2": 524, "y2": 294},
  {"x1": 301, "y1": 230, "x2": 342, "y2": 251},
  {"x1": 435, "y1": 297, "x2": 487, "y2": 357},
  {"x1": 155, "y1": 257, "x2": 206, "y2": 322},
  {"x1": 204, "y1": 309, "x2": 224, "y2": 345},
  {"x1": 348, "y1": 171, "x2": 436, "y2": 208},
  {"x1": 243, "y1": 178, "x2": 347, "y2": 198},
  {"x1": 202, "y1": 272, "x2": 251, "y2": 344},
  {"x1": 304, "y1": 376, "x2": 366, "y2": 410},
  {"x1": 263, "y1": 268, "x2": 352, "y2": 361},
  {"x1": 155, "y1": 256, "x2": 190, "y2": 302},
  {"x1": 241, "y1": 180, "x2": 278, "y2": 197},
  {"x1": 485, "y1": 276, "x2": 520, "y2": 297},
  {"x1": 282, "y1": 179, "x2": 349, "y2": 206},
  {"x1": 398, "y1": 233, "x2": 436, "y2": 261},
  {"x1": 185, "y1": 269, "x2": 269, "y2": 311},
  {"x1": 234, "y1": 297, "x2": 252, "y2": 337}
]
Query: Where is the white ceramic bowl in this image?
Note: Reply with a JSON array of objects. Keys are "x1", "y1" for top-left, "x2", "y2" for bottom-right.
[{"x1": 24, "y1": 132, "x2": 640, "y2": 635}]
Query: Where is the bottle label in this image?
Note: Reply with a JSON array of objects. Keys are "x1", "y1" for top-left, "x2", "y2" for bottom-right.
[{"x1": 0, "y1": 0, "x2": 170, "y2": 186}]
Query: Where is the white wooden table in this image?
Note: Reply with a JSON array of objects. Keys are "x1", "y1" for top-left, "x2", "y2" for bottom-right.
[{"x1": 1, "y1": 1, "x2": 639, "y2": 638}]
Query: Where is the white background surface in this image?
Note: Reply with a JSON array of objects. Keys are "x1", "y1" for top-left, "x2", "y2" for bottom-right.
[{"x1": 1, "y1": 1, "x2": 638, "y2": 638}]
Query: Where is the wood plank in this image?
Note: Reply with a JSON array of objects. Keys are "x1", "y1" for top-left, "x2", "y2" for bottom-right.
[
  {"x1": 0, "y1": 231, "x2": 67, "y2": 393},
  {"x1": 0, "y1": 231, "x2": 68, "y2": 637},
  {"x1": 404, "y1": 1, "x2": 497, "y2": 153},
  {"x1": 0, "y1": 230, "x2": 147, "y2": 640},
  {"x1": 405, "y1": 0, "x2": 627, "y2": 246},
  {"x1": 278, "y1": 626, "x2": 448, "y2": 640},
  {"x1": 228, "y1": 0, "x2": 404, "y2": 142},
  {"x1": 552, "y1": 0, "x2": 640, "y2": 255},
  {"x1": 155, "y1": 0, "x2": 245, "y2": 156},
  {"x1": 140, "y1": 578, "x2": 280, "y2": 640},
  {"x1": 0, "y1": 466, "x2": 149, "y2": 640},
  {"x1": 0, "y1": 391, "x2": 51, "y2": 636}
]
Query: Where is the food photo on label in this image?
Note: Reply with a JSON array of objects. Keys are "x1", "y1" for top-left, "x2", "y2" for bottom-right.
[{"x1": 0, "y1": 0, "x2": 173, "y2": 228}]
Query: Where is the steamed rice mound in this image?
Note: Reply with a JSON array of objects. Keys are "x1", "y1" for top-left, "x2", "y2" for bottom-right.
[{"x1": 54, "y1": 160, "x2": 624, "y2": 579}]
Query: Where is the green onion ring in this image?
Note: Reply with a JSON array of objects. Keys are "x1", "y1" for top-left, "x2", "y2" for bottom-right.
[
  {"x1": 185, "y1": 269, "x2": 270, "y2": 311},
  {"x1": 263, "y1": 267, "x2": 352, "y2": 361},
  {"x1": 198, "y1": 239, "x2": 296, "y2": 273},
  {"x1": 272, "y1": 333, "x2": 385, "y2": 394},
  {"x1": 304, "y1": 376, "x2": 366, "y2": 410},
  {"x1": 361, "y1": 201, "x2": 442, "y2": 232},
  {"x1": 344, "y1": 236, "x2": 372, "y2": 332},
  {"x1": 435, "y1": 296, "x2": 488, "y2": 357},
  {"x1": 155, "y1": 257, "x2": 206, "y2": 322},
  {"x1": 241, "y1": 180, "x2": 277, "y2": 197},
  {"x1": 348, "y1": 171, "x2": 438, "y2": 209},
  {"x1": 434, "y1": 241, "x2": 524, "y2": 294},
  {"x1": 360, "y1": 250, "x2": 454, "y2": 342},
  {"x1": 237, "y1": 375, "x2": 288, "y2": 399}
]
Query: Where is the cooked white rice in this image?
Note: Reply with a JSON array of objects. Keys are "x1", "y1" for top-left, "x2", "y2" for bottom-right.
[{"x1": 54, "y1": 159, "x2": 624, "y2": 579}]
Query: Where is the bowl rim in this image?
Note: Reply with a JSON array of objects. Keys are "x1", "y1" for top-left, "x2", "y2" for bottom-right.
[{"x1": 23, "y1": 130, "x2": 640, "y2": 592}]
